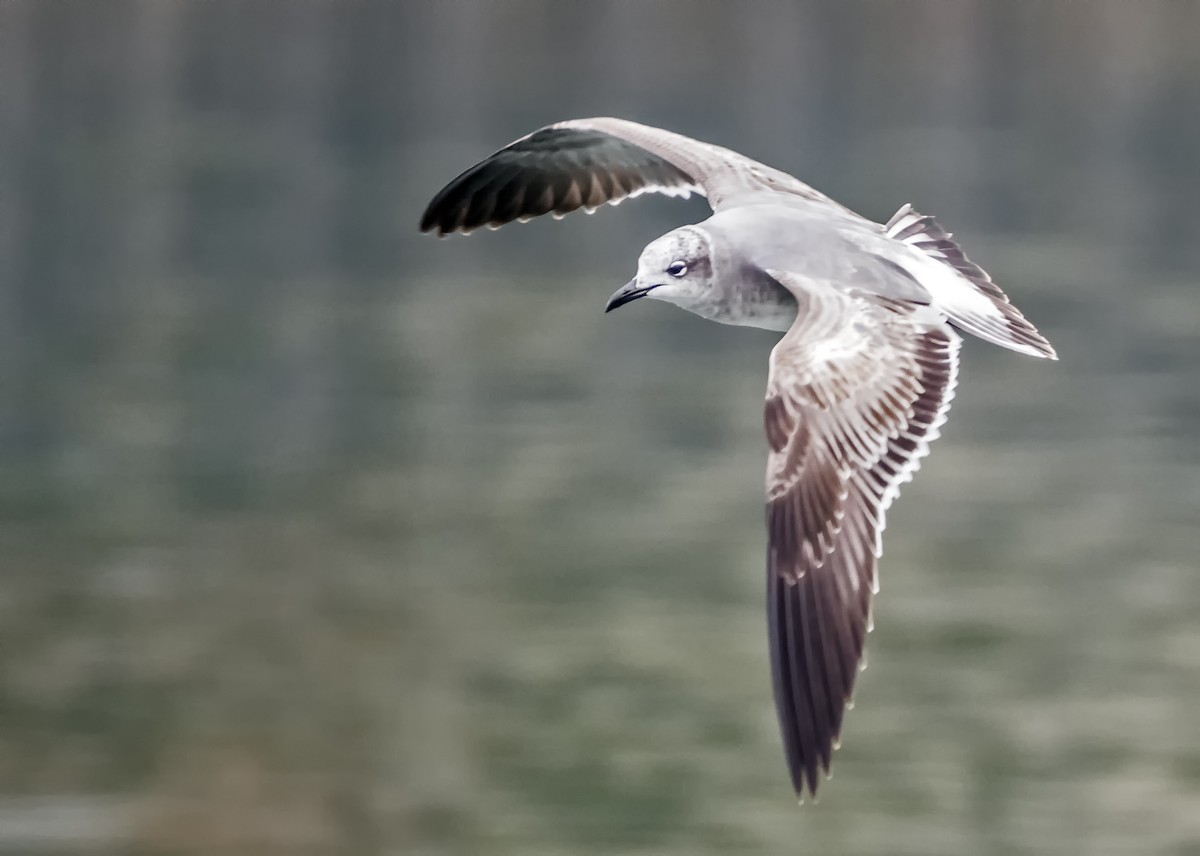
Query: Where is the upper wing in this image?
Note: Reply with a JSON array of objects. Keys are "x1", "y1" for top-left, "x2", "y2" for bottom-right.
[
  {"x1": 761, "y1": 269, "x2": 961, "y2": 799},
  {"x1": 419, "y1": 117, "x2": 838, "y2": 236}
]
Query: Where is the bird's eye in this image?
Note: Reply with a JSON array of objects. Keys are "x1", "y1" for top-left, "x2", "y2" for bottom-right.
[{"x1": 666, "y1": 261, "x2": 688, "y2": 278}]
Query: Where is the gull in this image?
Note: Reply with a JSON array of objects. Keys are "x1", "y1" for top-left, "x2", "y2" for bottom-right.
[{"x1": 419, "y1": 118, "x2": 1057, "y2": 800}]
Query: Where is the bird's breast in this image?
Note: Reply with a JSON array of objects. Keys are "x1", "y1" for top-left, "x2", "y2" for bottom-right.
[{"x1": 717, "y1": 268, "x2": 798, "y2": 332}]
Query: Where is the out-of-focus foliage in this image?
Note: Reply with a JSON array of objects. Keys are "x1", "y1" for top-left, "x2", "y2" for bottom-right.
[{"x1": 1, "y1": 2, "x2": 1198, "y2": 854}]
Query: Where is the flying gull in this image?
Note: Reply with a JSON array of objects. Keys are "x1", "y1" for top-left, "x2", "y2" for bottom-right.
[{"x1": 420, "y1": 118, "x2": 1057, "y2": 800}]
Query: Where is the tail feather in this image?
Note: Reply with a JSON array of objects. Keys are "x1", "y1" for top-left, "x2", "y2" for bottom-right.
[{"x1": 886, "y1": 204, "x2": 1057, "y2": 360}]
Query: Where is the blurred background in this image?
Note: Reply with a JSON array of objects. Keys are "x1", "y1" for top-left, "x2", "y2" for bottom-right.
[{"x1": 2, "y1": 1, "x2": 1199, "y2": 854}]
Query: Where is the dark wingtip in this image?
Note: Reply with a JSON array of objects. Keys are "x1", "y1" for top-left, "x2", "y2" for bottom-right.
[
  {"x1": 419, "y1": 198, "x2": 454, "y2": 237},
  {"x1": 418, "y1": 208, "x2": 439, "y2": 235},
  {"x1": 417, "y1": 124, "x2": 700, "y2": 240}
]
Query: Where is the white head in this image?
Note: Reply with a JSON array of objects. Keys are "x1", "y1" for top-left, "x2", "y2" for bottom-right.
[{"x1": 605, "y1": 226, "x2": 720, "y2": 318}]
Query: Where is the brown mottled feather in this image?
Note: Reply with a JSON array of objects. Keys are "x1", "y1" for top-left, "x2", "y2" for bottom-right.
[{"x1": 762, "y1": 268, "x2": 960, "y2": 799}]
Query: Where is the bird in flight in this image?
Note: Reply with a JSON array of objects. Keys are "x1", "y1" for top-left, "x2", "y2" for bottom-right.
[{"x1": 420, "y1": 118, "x2": 1056, "y2": 800}]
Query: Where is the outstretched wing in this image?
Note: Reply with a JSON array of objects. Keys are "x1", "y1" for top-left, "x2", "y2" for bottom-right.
[
  {"x1": 762, "y1": 269, "x2": 960, "y2": 799},
  {"x1": 419, "y1": 117, "x2": 836, "y2": 235}
]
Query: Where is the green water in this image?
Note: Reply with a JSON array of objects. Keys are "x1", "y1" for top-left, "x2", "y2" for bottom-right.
[{"x1": 1, "y1": 2, "x2": 1198, "y2": 853}]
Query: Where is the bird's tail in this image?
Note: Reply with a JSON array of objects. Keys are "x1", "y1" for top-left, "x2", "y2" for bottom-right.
[{"x1": 886, "y1": 204, "x2": 1057, "y2": 360}]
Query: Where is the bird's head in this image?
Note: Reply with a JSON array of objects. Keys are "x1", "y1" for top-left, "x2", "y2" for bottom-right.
[{"x1": 605, "y1": 226, "x2": 716, "y2": 315}]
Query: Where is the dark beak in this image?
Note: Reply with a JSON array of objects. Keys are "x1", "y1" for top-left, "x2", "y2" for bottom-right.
[{"x1": 604, "y1": 279, "x2": 657, "y2": 313}]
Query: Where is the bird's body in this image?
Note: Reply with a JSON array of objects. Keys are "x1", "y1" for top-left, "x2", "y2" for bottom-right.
[
  {"x1": 649, "y1": 202, "x2": 938, "y2": 331},
  {"x1": 421, "y1": 117, "x2": 1056, "y2": 800}
]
